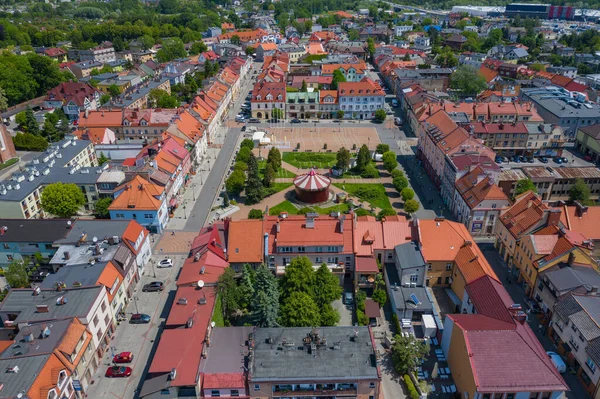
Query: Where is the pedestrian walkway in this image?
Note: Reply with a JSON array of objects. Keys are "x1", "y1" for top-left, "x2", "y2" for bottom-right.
[{"x1": 154, "y1": 232, "x2": 199, "y2": 255}]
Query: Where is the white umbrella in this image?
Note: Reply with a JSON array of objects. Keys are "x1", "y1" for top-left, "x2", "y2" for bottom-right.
[{"x1": 431, "y1": 362, "x2": 439, "y2": 379}]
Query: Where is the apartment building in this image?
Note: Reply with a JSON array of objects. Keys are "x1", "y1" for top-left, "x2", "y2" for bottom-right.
[
  {"x1": 249, "y1": 327, "x2": 381, "y2": 399},
  {"x1": 79, "y1": 45, "x2": 116, "y2": 64},
  {"x1": 319, "y1": 90, "x2": 339, "y2": 118},
  {"x1": 576, "y1": 123, "x2": 600, "y2": 162},
  {"x1": 494, "y1": 191, "x2": 563, "y2": 271},
  {"x1": 251, "y1": 81, "x2": 286, "y2": 120},
  {"x1": 452, "y1": 166, "x2": 510, "y2": 236},
  {"x1": 550, "y1": 294, "x2": 600, "y2": 398},
  {"x1": 44, "y1": 82, "x2": 101, "y2": 121},
  {"x1": 0, "y1": 286, "x2": 113, "y2": 393},
  {"x1": 338, "y1": 78, "x2": 385, "y2": 120},
  {"x1": 286, "y1": 91, "x2": 319, "y2": 119},
  {"x1": 0, "y1": 138, "x2": 99, "y2": 219}
]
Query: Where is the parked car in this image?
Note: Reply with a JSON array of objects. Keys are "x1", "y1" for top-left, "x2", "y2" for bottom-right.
[
  {"x1": 142, "y1": 281, "x2": 164, "y2": 292},
  {"x1": 517, "y1": 155, "x2": 526, "y2": 163},
  {"x1": 547, "y1": 352, "x2": 566, "y2": 373},
  {"x1": 538, "y1": 156, "x2": 548, "y2": 163},
  {"x1": 291, "y1": 118, "x2": 301, "y2": 123},
  {"x1": 511, "y1": 156, "x2": 521, "y2": 163},
  {"x1": 391, "y1": 99, "x2": 399, "y2": 107},
  {"x1": 241, "y1": 126, "x2": 247, "y2": 132},
  {"x1": 394, "y1": 117, "x2": 403, "y2": 125},
  {"x1": 344, "y1": 292, "x2": 353, "y2": 305},
  {"x1": 523, "y1": 298, "x2": 541, "y2": 314},
  {"x1": 113, "y1": 352, "x2": 134, "y2": 363},
  {"x1": 105, "y1": 366, "x2": 132, "y2": 378},
  {"x1": 525, "y1": 156, "x2": 535, "y2": 163},
  {"x1": 495, "y1": 156, "x2": 504, "y2": 164},
  {"x1": 560, "y1": 157, "x2": 569, "y2": 163},
  {"x1": 158, "y1": 258, "x2": 173, "y2": 268},
  {"x1": 130, "y1": 313, "x2": 152, "y2": 324},
  {"x1": 553, "y1": 157, "x2": 564, "y2": 164},
  {"x1": 248, "y1": 118, "x2": 260, "y2": 123}
]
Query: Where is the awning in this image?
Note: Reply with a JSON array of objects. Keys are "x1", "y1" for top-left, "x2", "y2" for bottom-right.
[
  {"x1": 169, "y1": 198, "x2": 177, "y2": 207},
  {"x1": 355, "y1": 256, "x2": 379, "y2": 274}
]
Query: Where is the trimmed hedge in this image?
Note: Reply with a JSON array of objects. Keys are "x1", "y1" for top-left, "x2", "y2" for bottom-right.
[
  {"x1": 403, "y1": 374, "x2": 420, "y2": 399},
  {"x1": 392, "y1": 313, "x2": 401, "y2": 334}
]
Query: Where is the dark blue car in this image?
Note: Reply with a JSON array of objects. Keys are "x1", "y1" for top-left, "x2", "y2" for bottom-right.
[{"x1": 130, "y1": 313, "x2": 151, "y2": 324}]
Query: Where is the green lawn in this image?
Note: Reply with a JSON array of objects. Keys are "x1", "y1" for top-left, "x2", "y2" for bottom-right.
[
  {"x1": 333, "y1": 183, "x2": 392, "y2": 210},
  {"x1": 212, "y1": 293, "x2": 225, "y2": 327},
  {"x1": 258, "y1": 160, "x2": 296, "y2": 178},
  {"x1": 269, "y1": 200, "x2": 377, "y2": 216},
  {"x1": 283, "y1": 152, "x2": 337, "y2": 169},
  {"x1": 0, "y1": 158, "x2": 18, "y2": 171},
  {"x1": 269, "y1": 200, "x2": 300, "y2": 215},
  {"x1": 264, "y1": 183, "x2": 293, "y2": 198}
]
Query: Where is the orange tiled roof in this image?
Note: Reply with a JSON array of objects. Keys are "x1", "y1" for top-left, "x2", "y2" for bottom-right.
[
  {"x1": 97, "y1": 262, "x2": 122, "y2": 304},
  {"x1": 455, "y1": 242, "x2": 499, "y2": 284},
  {"x1": 338, "y1": 78, "x2": 385, "y2": 97},
  {"x1": 499, "y1": 191, "x2": 548, "y2": 238},
  {"x1": 109, "y1": 175, "x2": 164, "y2": 211},
  {"x1": 418, "y1": 219, "x2": 471, "y2": 262},
  {"x1": 561, "y1": 205, "x2": 600, "y2": 240},
  {"x1": 455, "y1": 166, "x2": 509, "y2": 208},
  {"x1": 176, "y1": 110, "x2": 204, "y2": 142},
  {"x1": 479, "y1": 65, "x2": 498, "y2": 83},
  {"x1": 227, "y1": 219, "x2": 264, "y2": 263},
  {"x1": 319, "y1": 90, "x2": 338, "y2": 104},
  {"x1": 321, "y1": 62, "x2": 367, "y2": 75},
  {"x1": 218, "y1": 29, "x2": 268, "y2": 42},
  {"x1": 78, "y1": 110, "x2": 123, "y2": 127}
]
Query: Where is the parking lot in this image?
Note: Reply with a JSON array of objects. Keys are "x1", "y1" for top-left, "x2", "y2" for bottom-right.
[
  {"x1": 84, "y1": 254, "x2": 186, "y2": 399},
  {"x1": 497, "y1": 148, "x2": 597, "y2": 170}
]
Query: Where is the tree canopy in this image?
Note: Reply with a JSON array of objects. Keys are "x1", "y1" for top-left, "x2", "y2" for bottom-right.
[
  {"x1": 391, "y1": 334, "x2": 428, "y2": 375},
  {"x1": 514, "y1": 178, "x2": 537, "y2": 197},
  {"x1": 5, "y1": 260, "x2": 29, "y2": 288},
  {"x1": 450, "y1": 65, "x2": 488, "y2": 96},
  {"x1": 41, "y1": 183, "x2": 86, "y2": 218},
  {"x1": 569, "y1": 178, "x2": 591, "y2": 204}
]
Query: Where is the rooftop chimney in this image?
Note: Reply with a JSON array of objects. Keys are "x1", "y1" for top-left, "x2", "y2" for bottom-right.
[{"x1": 546, "y1": 209, "x2": 562, "y2": 227}]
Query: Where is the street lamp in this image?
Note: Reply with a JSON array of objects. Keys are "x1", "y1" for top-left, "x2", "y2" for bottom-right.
[
  {"x1": 192, "y1": 184, "x2": 196, "y2": 201},
  {"x1": 133, "y1": 296, "x2": 139, "y2": 314},
  {"x1": 152, "y1": 259, "x2": 156, "y2": 278},
  {"x1": 183, "y1": 204, "x2": 187, "y2": 219}
]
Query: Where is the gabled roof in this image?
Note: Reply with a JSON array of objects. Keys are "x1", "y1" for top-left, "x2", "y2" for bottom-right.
[
  {"x1": 338, "y1": 78, "x2": 385, "y2": 97},
  {"x1": 109, "y1": 175, "x2": 164, "y2": 211},
  {"x1": 499, "y1": 191, "x2": 549, "y2": 238},
  {"x1": 561, "y1": 204, "x2": 600, "y2": 240},
  {"x1": 227, "y1": 219, "x2": 264, "y2": 263},
  {"x1": 465, "y1": 275, "x2": 513, "y2": 323},
  {"x1": 418, "y1": 219, "x2": 471, "y2": 262},
  {"x1": 455, "y1": 166, "x2": 508, "y2": 209},
  {"x1": 454, "y1": 242, "x2": 499, "y2": 284}
]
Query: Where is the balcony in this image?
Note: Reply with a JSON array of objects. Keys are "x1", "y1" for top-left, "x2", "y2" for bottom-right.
[{"x1": 272, "y1": 388, "x2": 357, "y2": 397}]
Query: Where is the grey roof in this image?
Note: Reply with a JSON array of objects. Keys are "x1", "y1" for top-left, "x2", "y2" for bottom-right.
[
  {"x1": 569, "y1": 310, "x2": 600, "y2": 341},
  {"x1": 140, "y1": 374, "x2": 172, "y2": 397},
  {"x1": 393, "y1": 286, "x2": 432, "y2": 312},
  {"x1": 0, "y1": 318, "x2": 73, "y2": 359},
  {"x1": 250, "y1": 327, "x2": 379, "y2": 382},
  {"x1": 0, "y1": 138, "x2": 99, "y2": 202},
  {"x1": 543, "y1": 265, "x2": 600, "y2": 293},
  {"x1": 394, "y1": 241, "x2": 425, "y2": 270},
  {"x1": 54, "y1": 220, "x2": 131, "y2": 245},
  {"x1": 554, "y1": 294, "x2": 582, "y2": 321},
  {"x1": 521, "y1": 87, "x2": 600, "y2": 119},
  {"x1": 587, "y1": 339, "x2": 600, "y2": 366},
  {"x1": 554, "y1": 294, "x2": 600, "y2": 341},
  {"x1": 201, "y1": 326, "x2": 254, "y2": 374},
  {"x1": 510, "y1": 48, "x2": 529, "y2": 58},
  {"x1": 40, "y1": 261, "x2": 109, "y2": 289},
  {"x1": 0, "y1": 286, "x2": 103, "y2": 324},
  {"x1": 0, "y1": 355, "x2": 50, "y2": 397},
  {"x1": 524, "y1": 123, "x2": 554, "y2": 135},
  {"x1": 447, "y1": 112, "x2": 471, "y2": 124},
  {"x1": 0, "y1": 219, "x2": 72, "y2": 243}
]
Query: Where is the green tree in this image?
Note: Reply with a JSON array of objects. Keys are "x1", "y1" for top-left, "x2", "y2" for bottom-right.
[
  {"x1": 378, "y1": 208, "x2": 397, "y2": 219},
  {"x1": 42, "y1": 118, "x2": 60, "y2": 142},
  {"x1": 366, "y1": 37, "x2": 376, "y2": 60},
  {"x1": 361, "y1": 164, "x2": 379, "y2": 178},
  {"x1": 437, "y1": 46, "x2": 459, "y2": 68},
  {"x1": 140, "y1": 35, "x2": 155, "y2": 50},
  {"x1": 226, "y1": 169, "x2": 246, "y2": 195},
  {"x1": 514, "y1": 178, "x2": 537, "y2": 197},
  {"x1": 98, "y1": 152, "x2": 109, "y2": 166},
  {"x1": 23, "y1": 106, "x2": 40, "y2": 135},
  {"x1": 300, "y1": 80, "x2": 308, "y2": 92},
  {"x1": 94, "y1": 197, "x2": 112, "y2": 219},
  {"x1": 319, "y1": 303, "x2": 340, "y2": 326},
  {"x1": 248, "y1": 209, "x2": 263, "y2": 219},
  {"x1": 356, "y1": 144, "x2": 371, "y2": 172},
  {"x1": 41, "y1": 183, "x2": 86, "y2": 218},
  {"x1": 403, "y1": 199, "x2": 420, "y2": 216},
  {"x1": 107, "y1": 84, "x2": 121, "y2": 97},
  {"x1": 239, "y1": 264, "x2": 256, "y2": 309},
  {"x1": 391, "y1": 334, "x2": 428, "y2": 375},
  {"x1": 280, "y1": 291, "x2": 320, "y2": 327},
  {"x1": 223, "y1": 191, "x2": 230, "y2": 208},
  {"x1": 245, "y1": 152, "x2": 263, "y2": 205},
  {"x1": 267, "y1": 147, "x2": 281, "y2": 171},
  {"x1": 236, "y1": 146, "x2": 252, "y2": 163},
  {"x1": 376, "y1": 144, "x2": 390, "y2": 154},
  {"x1": 336, "y1": 147, "x2": 351, "y2": 172},
  {"x1": 336, "y1": 110, "x2": 344, "y2": 119},
  {"x1": 230, "y1": 34, "x2": 241, "y2": 45},
  {"x1": 382, "y1": 151, "x2": 398, "y2": 173},
  {"x1": 234, "y1": 161, "x2": 248, "y2": 172},
  {"x1": 263, "y1": 163, "x2": 275, "y2": 188},
  {"x1": 5, "y1": 260, "x2": 29, "y2": 288},
  {"x1": 348, "y1": 29, "x2": 359, "y2": 41},
  {"x1": 393, "y1": 175, "x2": 409, "y2": 192},
  {"x1": 372, "y1": 289, "x2": 387, "y2": 307},
  {"x1": 13, "y1": 132, "x2": 48, "y2": 151},
  {"x1": 374, "y1": 109, "x2": 387, "y2": 123},
  {"x1": 391, "y1": 169, "x2": 404, "y2": 179},
  {"x1": 156, "y1": 38, "x2": 187, "y2": 62},
  {"x1": 271, "y1": 108, "x2": 283, "y2": 120},
  {"x1": 217, "y1": 267, "x2": 241, "y2": 322},
  {"x1": 149, "y1": 89, "x2": 180, "y2": 108},
  {"x1": 190, "y1": 41, "x2": 208, "y2": 55},
  {"x1": 250, "y1": 265, "x2": 280, "y2": 327},
  {"x1": 450, "y1": 65, "x2": 488, "y2": 96},
  {"x1": 240, "y1": 138, "x2": 254, "y2": 150},
  {"x1": 0, "y1": 87, "x2": 8, "y2": 112},
  {"x1": 15, "y1": 111, "x2": 27, "y2": 129},
  {"x1": 401, "y1": 188, "x2": 415, "y2": 201},
  {"x1": 280, "y1": 256, "x2": 315, "y2": 299},
  {"x1": 100, "y1": 94, "x2": 111, "y2": 105},
  {"x1": 313, "y1": 263, "x2": 342, "y2": 306},
  {"x1": 569, "y1": 178, "x2": 591, "y2": 203},
  {"x1": 331, "y1": 69, "x2": 346, "y2": 90}
]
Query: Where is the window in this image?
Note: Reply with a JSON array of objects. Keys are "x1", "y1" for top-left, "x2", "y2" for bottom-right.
[
  {"x1": 506, "y1": 394, "x2": 515, "y2": 399},
  {"x1": 298, "y1": 246, "x2": 305, "y2": 253},
  {"x1": 482, "y1": 395, "x2": 491, "y2": 399},
  {"x1": 6, "y1": 255, "x2": 13, "y2": 261},
  {"x1": 2, "y1": 243, "x2": 8, "y2": 249},
  {"x1": 254, "y1": 384, "x2": 260, "y2": 391},
  {"x1": 145, "y1": 213, "x2": 153, "y2": 219},
  {"x1": 369, "y1": 382, "x2": 376, "y2": 388},
  {"x1": 315, "y1": 257, "x2": 321, "y2": 263},
  {"x1": 101, "y1": 301, "x2": 107, "y2": 313},
  {"x1": 528, "y1": 394, "x2": 539, "y2": 399},
  {"x1": 410, "y1": 274, "x2": 418, "y2": 283},
  {"x1": 587, "y1": 357, "x2": 597, "y2": 373},
  {"x1": 231, "y1": 390, "x2": 239, "y2": 397},
  {"x1": 427, "y1": 263, "x2": 432, "y2": 271},
  {"x1": 211, "y1": 390, "x2": 220, "y2": 397},
  {"x1": 446, "y1": 263, "x2": 452, "y2": 271},
  {"x1": 104, "y1": 314, "x2": 110, "y2": 326},
  {"x1": 93, "y1": 315, "x2": 99, "y2": 327}
]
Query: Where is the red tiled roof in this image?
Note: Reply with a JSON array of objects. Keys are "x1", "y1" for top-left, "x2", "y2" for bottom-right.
[
  {"x1": 499, "y1": 191, "x2": 548, "y2": 238},
  {"x1": 364, "y1": 299, "x2": 380, "y2": 318},
  {"x1": 356, "y1": 257, "x2": 379, "y2": 273},
  {"x1": 465, "y1": 275, "x2": 513, "y2": 323},
  {"x1": 203, "y1": 373, "x2": 245, "y2": 389},
  {"x1": 227, "y1": 219, "x2": 263, "y2": 263},
  {"x1": 338, "y1": 78, "x2": 385, "y2": 97},
  {"x1": 454, "y1": 243, "x2": 499, "y2": 284},
  {"x1": 561, "y1": 205, "x2": 600, "y2": 240},
  {"x1": 177, "y1": 251, "x2": 228, "y2": 287}
]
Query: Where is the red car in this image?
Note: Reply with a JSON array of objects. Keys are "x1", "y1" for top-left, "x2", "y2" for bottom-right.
[
  {"x1": 113, "y1": 352, "x2": 134, "y2": 364},
  {"x1": 105, "y1": 366, "x2": 132, "y2": 378}
]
